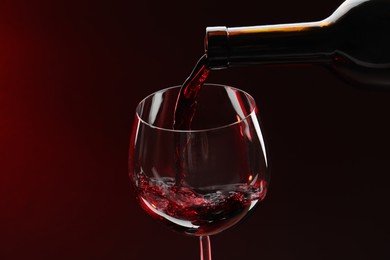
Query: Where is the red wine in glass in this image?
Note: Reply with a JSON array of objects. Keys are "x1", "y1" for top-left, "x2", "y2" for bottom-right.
[
  {"x1": 136, "y1": 175, "x2": 267, "y2": 236},
  {"x1": 130, "y1": 82, "x2": 269, "y2": 260}
]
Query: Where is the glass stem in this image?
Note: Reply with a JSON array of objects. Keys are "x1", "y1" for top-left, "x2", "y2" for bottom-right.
[{"x1": 199, "y1": 236, "x2": 212, "y2": 260}]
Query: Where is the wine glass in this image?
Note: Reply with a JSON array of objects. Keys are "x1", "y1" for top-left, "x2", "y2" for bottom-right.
[{"x1": 129, "y1": 84, "x2": 269, "y2": 259}]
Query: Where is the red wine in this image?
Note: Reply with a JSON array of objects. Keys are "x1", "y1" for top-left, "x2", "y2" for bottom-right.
[
  {"x1": 135, "y1": 174, "x2": 267, "y2": 236},
  {"x1": 173, "y1": 54, "x2": 210, "y2": 187},
  {"x1": 173, "y1": 54, "x2": 209, "y2": 130}
]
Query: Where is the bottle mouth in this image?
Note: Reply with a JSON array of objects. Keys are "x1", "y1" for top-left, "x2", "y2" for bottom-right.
[{"x1": 204, "y1": 26, "x2": 229, "y2": 69}]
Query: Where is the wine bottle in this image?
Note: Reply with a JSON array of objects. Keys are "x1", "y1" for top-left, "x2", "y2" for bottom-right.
[{"x1": 205, "y1": 0, "x2": 390, "y2": 88}]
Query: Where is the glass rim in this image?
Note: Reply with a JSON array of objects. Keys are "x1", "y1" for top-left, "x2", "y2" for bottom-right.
[{"x1": 135, "y1": 83, "x2": 258, "y2": 133}]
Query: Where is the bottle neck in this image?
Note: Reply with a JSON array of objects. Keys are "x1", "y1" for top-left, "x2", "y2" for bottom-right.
[{"x1": 205, "y1": 21, "x2": 336, "y2": 69}]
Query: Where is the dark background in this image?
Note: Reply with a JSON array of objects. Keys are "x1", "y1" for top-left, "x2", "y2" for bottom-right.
[{"x1": 1, "y1": 0, "x2": 389, "y2": 259}]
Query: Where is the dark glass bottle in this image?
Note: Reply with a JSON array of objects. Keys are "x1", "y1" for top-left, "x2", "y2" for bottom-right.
[{"x1": 205, "y1": 0, "x2": 390, "y2": 88}]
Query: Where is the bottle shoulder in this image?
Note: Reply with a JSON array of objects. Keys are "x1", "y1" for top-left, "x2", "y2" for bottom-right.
[{"x1": 324, "y1": 0, "x2": 390, "y2": 65}]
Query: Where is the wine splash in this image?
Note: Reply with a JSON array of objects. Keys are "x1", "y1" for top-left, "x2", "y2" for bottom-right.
[{"x1": 135, "y1": 174, "x2": 267, "y2": 236}]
